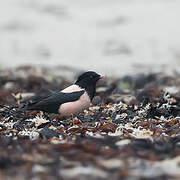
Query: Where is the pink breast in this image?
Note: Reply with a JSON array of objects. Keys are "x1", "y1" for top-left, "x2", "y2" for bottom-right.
[{"x1": 59, "y1": 85, "x2": 91, "y2": 117}]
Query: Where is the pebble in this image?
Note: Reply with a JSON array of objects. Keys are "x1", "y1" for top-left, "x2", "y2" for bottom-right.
[{"x1": 39, "y1": 128, "x2": 59, "y2": 138}]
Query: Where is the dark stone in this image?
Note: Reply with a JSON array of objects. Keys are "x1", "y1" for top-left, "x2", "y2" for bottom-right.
[
  {"x1": 0, "y1": 157, "x2": 14, "y2": 169},
  {"x1": 0, "y1": 156, "x2": 24, "y2": 169},
  {"x1": 0, "y1": 136, "x2": 12, "y2": 146},
  {"x1": 82, "y1": 114, "x2": 92, "y2": 122},
  {"x1": 37, "y1": 122, "x2": 50, "y2": 129},
  {"x1": 39, "y1": 128, "x2": 59, "y2": 138},
  {"x1": 153, "y1": 139, "x2": 174, "y2": 153}
]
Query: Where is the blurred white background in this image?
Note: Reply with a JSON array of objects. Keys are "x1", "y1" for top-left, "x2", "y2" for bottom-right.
[{"x1": 0, "y1": 0, "x2": 180, "y2": 76}]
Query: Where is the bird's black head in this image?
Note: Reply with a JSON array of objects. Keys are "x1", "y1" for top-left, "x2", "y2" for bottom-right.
[{"x1": 75, "y1": 71, "x2": 102, "y2": 100}]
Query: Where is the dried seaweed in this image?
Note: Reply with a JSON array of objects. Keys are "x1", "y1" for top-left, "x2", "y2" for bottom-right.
[{"x1": 0, "y1": 66, "x2": 180, "y2": 180}]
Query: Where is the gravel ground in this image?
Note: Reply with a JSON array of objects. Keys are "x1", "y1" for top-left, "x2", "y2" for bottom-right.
[{"x1": 0, "y1": 66, "x2": 180, "y2": 180}]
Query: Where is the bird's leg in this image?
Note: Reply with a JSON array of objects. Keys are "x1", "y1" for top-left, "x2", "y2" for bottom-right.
[
  {"x1": 71, "y1": 114, "x2": 74, "y2": 120},
  {"x1": 52, "y1": 114, "x2": 64, "y2": 122},
  {"x1": 71, "y1": 114, "x2": 76, "y2": 125}
]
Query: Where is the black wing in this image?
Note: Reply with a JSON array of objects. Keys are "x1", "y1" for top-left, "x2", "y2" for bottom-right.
[
  {"x1": 20, "y1": 91, "x2": 53, "y2": 105},
  {"x1": 23, "y1": 90, "x2": 85, "y2": 114}
]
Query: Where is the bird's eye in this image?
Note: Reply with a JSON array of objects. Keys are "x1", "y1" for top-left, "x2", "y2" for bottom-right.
[{"x1": 90, "y1": 75, "x2": 93, "y2": 79}]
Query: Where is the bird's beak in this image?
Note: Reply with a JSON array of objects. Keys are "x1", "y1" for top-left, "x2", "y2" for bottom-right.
[{"x1": 100, "y1": 74, "x2": 105, "y2": 79}]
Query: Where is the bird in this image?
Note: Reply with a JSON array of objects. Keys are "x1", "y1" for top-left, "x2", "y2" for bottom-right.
[{"x1": 20, "y1": 71, "x2": 103, "y2": 117}]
